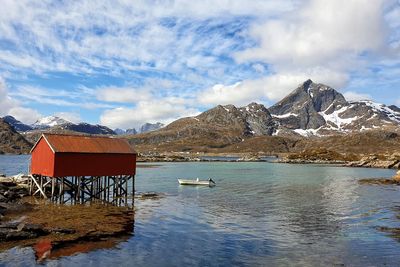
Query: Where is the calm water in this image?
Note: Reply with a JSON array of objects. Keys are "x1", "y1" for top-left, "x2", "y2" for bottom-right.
[{"x1": 0, "y1": 155, "x2": 399, "y2": 266}]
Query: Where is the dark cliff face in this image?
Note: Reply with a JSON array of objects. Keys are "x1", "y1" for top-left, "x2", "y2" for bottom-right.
[
  {"x1": 2, "y1": 116, "x2": 33, "y2": 132},
  {"x1": 270, "y1": 79, "x2": 347, "y2": 115},
  {"x1": 238, "y1": 103, "x2": 277, "y2": 136},
  {"x1": 269, "y1": 80, "x2": 348, "y2": 130},
  {"x1": 389, "y1": 105, "x2": 400, "y2": 113},
  {"x1": 196, "y1": 103, "x2": 278, "y2": 136},
  {"x1": 126, "y1": 128, "x2": 137, "y2": 135},
  {"x1": 139, "y1": 122, "x2": 164, "y2": 133},
  {"x1": 0, "y1": 119, "x2": 32, "y2": 154},
  {"x1": 61, "y1": 123, "x2": 115, "y2": 135}
]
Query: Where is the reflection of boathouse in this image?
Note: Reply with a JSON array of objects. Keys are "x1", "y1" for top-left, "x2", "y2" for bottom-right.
[{"x1": 29, "y1": 133, "x2": 136, "y2": 205}]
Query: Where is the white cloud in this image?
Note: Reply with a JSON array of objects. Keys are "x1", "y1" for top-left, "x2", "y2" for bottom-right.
[
  {"x1": 97, "y1": 87, "x2": 153, "y2": 103},
  {"x1": 0, "y1": 78, "x2": 41, "y2": 124},
  {"x1": 0, "y1": 0, "x2": 295, "y2": 75},
  {"x1": 343, "y1": 91, "x2": 372, "y2": 102},
  {"x1": 252, "y1": 64, "x2": 265, "y2": 73},
  {"x1": 100, "y1": 100, "x2": 200, "y2": 129},
  {"x1": 0, "y1": 78, "x2": 14, "y2": 115},
  {"x1": 0, "y1": 0, "x2": 397, "y2": 123},
  {"x1": 199, "y1": 69, "x2": 348, "y2": 106},
  {"x1": 236, "y1": 0, "x2": 386, "y2": 68},
  {"x1": 231, "y1": 0, "x2": 390, "y2": 101},
  {"x1": 199, "y1": 82, "x2": 259, "y2": 106},
  {"x1": 8, "y1": 107, "x2": 41, "y2": 124},
  {"x1": 10, "y1": 85, "x2": 114, "y2": 109}
]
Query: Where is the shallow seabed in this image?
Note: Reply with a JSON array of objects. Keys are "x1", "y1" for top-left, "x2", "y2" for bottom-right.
[{"x1": 0, "y1": 155, "x2": 399, "y2": 266}]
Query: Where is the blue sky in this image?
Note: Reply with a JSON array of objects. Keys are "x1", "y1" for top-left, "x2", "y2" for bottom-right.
[{"x1": 0, "y1": 0, "x2": 399, "y2": 129}]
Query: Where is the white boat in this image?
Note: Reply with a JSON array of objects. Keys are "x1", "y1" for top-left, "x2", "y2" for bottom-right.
[{"x1": 178, "y1": 178, "x2": 216, "y2": 186}]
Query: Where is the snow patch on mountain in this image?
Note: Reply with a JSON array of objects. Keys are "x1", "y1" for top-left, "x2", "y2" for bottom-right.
[
  {"x1": 272, "y1": 113, "x2": 299, "y2": 119},
  {"x1": 358, "y1": 100, "x2": 400, "y2": 123},
  {"x1": 293, "y1": 128, "x2": 321, "y2": 137},
  {"x1": 32, "y1": 116, "x2": 71, "y2": 129},
  {"x1": 318, "y1": 106, "x2": 359, "y2": 130}
]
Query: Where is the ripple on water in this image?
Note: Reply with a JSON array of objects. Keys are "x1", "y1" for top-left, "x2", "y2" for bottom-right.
[{"x1": 0, "y1": 158, "x2": 400, "y2": 266}]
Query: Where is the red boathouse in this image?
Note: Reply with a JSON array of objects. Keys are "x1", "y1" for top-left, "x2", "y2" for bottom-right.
[{"x1": 29, "y1": 133, "x2": 137, "y2": 204}]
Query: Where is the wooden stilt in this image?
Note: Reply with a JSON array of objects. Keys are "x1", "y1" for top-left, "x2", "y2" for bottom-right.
[
  {"x1": 77, "y1": 176, "x2": 81, "y2": 203},
  {"x1": 29, "y1": 172, "x2": 135, "y2": 207},
  {"x1": 31, "y1": 175, "x2": 47, "y2": 199},
  {"x1": 51, "y1": 178, "x2": 55, "y2": 199}
]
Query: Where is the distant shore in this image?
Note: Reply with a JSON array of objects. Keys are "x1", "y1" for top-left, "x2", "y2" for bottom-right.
[
  {"x1": 1, "y1": 151, "x2": 399, "y2": 170},
  {"x1": 137, "y1": 151, "x2": 400, "y2": 170}
]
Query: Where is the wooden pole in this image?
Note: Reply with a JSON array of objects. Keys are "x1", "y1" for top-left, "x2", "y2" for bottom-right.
[
  {"x1": 60, "y1": 177, "x2": 64, "y2": 202},
  {"x1": 29, "y1": 175, "x2": 32, "y2": 196},
  {"x1": 31, "y1": 175, "x2": 47, "y2": 199},
  {"x1": 90, "y1": 176, "x2": 94, "y2": 201},
  {"x1": 125, "y1": 175, "x2": 128, "y2": 204},
  {"x1": 104, "y1": 176, "x2": 107, "y2": 201},
  {"x1": 133, "y1": 175, "x2": 135, "y2": 197},
  {"x1": 77, "y1": 176, "x2": 81, "y2": 203},
  {"x1": 40, "y1": 175, "x2": 43, "y2": 194},
  {"x1": 51, "y1": 177, "x2": 55, "y2": 199}
]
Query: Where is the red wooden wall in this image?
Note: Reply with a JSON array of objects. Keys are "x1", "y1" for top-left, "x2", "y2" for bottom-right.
[
  {"x1": 31, "y1": 138, "x2": 55, "y2": 177},
  {"x1": 54, "y1": 153, "x2": 136, "y2": 177}
]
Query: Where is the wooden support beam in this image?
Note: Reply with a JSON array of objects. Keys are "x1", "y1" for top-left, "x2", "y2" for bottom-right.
[
  {"x1": 29, "y1": 174, "x2": 134, "y2": 206},
  {"x1": 31, "y1": 175, "x2": 47, "y2": 199}
]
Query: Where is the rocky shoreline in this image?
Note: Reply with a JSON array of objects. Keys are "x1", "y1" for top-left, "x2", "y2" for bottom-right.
[
  {"x1": 137, "y1": 152, "x2": 269, "y2": 162},
  {"x1": 0, "y1": 176, "x2": 135, "y2": 261},
  {"x1": 278, "y1": 155, "x2": 400, "y2": 169},
  {"x1": 137, "y1": 151, "x2": 400, "y2": 170},
  {"x1": 0, "y1": 176, "x2": 42, "y2": 242}
]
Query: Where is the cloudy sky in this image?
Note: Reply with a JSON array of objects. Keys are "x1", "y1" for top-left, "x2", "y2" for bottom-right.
[{"x1": 0, "y1": 0, "x2": 399, "y2": 129}]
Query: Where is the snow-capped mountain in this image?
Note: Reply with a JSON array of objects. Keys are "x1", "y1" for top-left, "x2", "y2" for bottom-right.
[
  {"x1": 114, "y1": 123, "x2": 164, "y2": 135},
  {"x1": 114, "y1": 128, "x2": 138, "y2": 135},
  {"x1": 140, "y1": 122, "x2": 165, "y2": 133},
  {"x1": 62, "y1": 123, "x2": 115, "y2": 135},
  {"x1": 4, "y1": 80, "x2": 400, "y2": 143},
  {"x1": 31, "y1": 116, "x2": 71, "y2": 129},
  {"x1": 128, "y1": 79, "x2": 400, "y2": 147},
  {"x1": 114, "y1": 128, "x2": 127, "y2": 135},
  {"x1": 29, "y1": 116, "x2": 115, "y2": 135},
  {"x1": 269, "y1": 80, "x2": 400, "y2": 136}
]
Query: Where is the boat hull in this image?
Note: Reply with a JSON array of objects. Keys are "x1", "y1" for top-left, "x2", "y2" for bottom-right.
[{"x1": 178, "y1": 179, "x2": 215, "y2": 186}]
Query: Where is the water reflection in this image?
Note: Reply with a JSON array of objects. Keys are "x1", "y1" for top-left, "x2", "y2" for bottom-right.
[
  {"x1": 0, "y1": 199, "x2": 136, "y2": 264},
  {"x1": 1, "y1": 157, "x2": 400, "y2": 266}
]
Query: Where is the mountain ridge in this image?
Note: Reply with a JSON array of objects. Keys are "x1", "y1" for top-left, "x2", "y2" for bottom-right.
[
  {"x1": 126, "y1": 80, "x2": 400, "y2": 152},
  {"x1": 0, "y1": 118, "x2": 32, "y2": 154},
  {"x1": 1, "y1": 80, "x2": 399, "y2": 154}
]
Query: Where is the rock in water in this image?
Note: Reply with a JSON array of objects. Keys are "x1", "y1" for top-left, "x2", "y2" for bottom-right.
[{"x1": 394, "y1": 170, "x2": 400, "y2": 181}]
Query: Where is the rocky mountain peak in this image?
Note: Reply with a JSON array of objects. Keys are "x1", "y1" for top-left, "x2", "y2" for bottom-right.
[
  {"x1": 302, "y1": 79, "x2": 314, "y2": 90},
  {"x1": 267, "y1": 80, "x2": 400, "y2": 136},
  {"x1": 0, "y1": 118, "x2": 32, "y2": 154},
  {"x1": 32, "y1": 116, "x2": 71, "y2": 129},
  {"x1": 197, "y1": 104, "x2": 243, "y2": 126},
  {"x1": 195, "y1": 102, "x2": 276, "y2": 136},
  {"x1": 124, "y1": 80, "x2": 400, "y2": 149},
  {"x1": 389, "y1": 105, "x2": 400, "y2": 113},
  {"x1": 140, "y1": 122, "x2": 165, "y2": 133},
  {"x1": 2, "y1": 116, "x2": 33, "y2": 132},
  {"x1": 268, "y1": 80, "x2": 347, "y2": 131}
]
